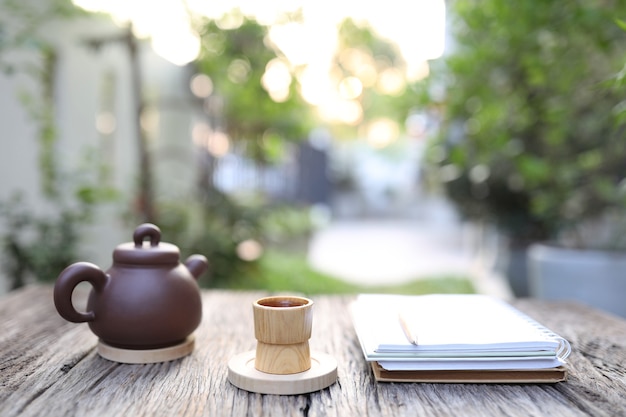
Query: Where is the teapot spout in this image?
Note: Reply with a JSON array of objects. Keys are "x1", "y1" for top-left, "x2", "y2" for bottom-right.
[{"x1": 184, "y1": 254, "x2": 209, "y2": 280}]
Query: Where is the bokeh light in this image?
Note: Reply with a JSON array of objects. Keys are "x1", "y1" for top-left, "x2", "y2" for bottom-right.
[
  {"x1": 96, "y1": 112, "x2": 116, "y2": 135},
  {"x1": 236, "y1": 239, "x2": 264, "y2": 261},
  {"x1": 73, "y1": 0, "x2": 447, "y2": 122},
  {"x1": 190, "y1": 73, "x2": 214, "y2": 98},
  {"x1": 207, "y1": 131, "x2": 230, "y2": 157},
  {"x1": 376, "y1": 68, "x2": 405, "y2": 96},
  {"x1": 73, "y1": 0, "x2": 201, "y2": 66},
  {"x1": 366, "y1": 118, "x2": 399, "y2": 148},
  {"x1": 192, "y1": 122, "x2": 230, "y2": 157},
  {"x1": 261, "y1": 58, "x2": 292, "y2": 103},
  {"x1": 338, "y1": 76, "x2": 363, "y2": 100},
  {"x1": 227, "y1": 59, "x2": 251, "y2": 84}
]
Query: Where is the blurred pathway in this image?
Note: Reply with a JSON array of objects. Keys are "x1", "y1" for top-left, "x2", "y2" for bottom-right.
[{"x1": 306, "y1": 194, "x2": 513, "y2": 298}]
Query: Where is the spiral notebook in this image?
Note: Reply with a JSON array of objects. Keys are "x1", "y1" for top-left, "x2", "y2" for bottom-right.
[{"x1": 351, "y1": 294, "x2": 571, "y2": 383}]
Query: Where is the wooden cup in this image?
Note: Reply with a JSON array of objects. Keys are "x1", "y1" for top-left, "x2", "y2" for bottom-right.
[{"x1": 253, "y1": 296, "x2": 313, "y2": 374}]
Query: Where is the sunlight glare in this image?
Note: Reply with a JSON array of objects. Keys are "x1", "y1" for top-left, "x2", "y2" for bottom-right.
[
  {"x1": 366, "y1": 118, "x2": 399, "y2": 149},
  {"x1": 151, "y1": 28, "x2": 200, "y2": 66},
  {"x1": 353, "y1": 0, "x2": 446, "y2": 66},
  {"x1": 338, "y1": 76, "x2": 363, "y2": 100},
  {"x1": 269, "y1": 19, "x2": 338, "y2": 68},
  {"x1": 339, "y1": 48, "x2": 372, "y2": 73},
  {"x1": 299, "y1": 65, "x2": 334, "y2": 106},
  {"x1": 339, "y1": 48, "x2": 378, "y2": 87},
  {"x1": 269, "y1": 22, "x2": 310, "y2": 66},
  {"x1": 299, "y1": 0, "x2": 446, "y2": 71},
  {"x1": 73, "y1": 0, "x2": 200, "y2": 66},
  {"x1": 407, "y1": 60, "x2": 431, "y2": 82},
  {"x1": 319, "y1": 99, "x2": 363, "y2": 125},
  {"x1": 261, "y1": 59, "x2": 292, "y2": 103},
  {"x1": 355, "y1": 65, "x2": 378, "y2": 88},
  {"x1": 376, "y1": 68, "x2": 405, "y2": 96},
  {"x1": 73, "y1": 0, "x2": 446, "y2": 117},
  {"x1": 187, "y1": 0, "x2": 302, "y2": 25}
]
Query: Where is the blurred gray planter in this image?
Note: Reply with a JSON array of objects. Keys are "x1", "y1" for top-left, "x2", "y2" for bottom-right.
[{"x1": 528, "y1": 243, "x2": 626, "y2": 318}]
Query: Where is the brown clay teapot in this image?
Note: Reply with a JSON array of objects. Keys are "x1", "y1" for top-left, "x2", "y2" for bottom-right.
[{"x1": 53, "y1": 223, "x2": 208, "y2": 350}]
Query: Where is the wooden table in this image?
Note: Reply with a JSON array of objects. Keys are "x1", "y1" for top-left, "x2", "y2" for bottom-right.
[{"x1": 1, "y1": 285, "x2": 625, "y2": 416}]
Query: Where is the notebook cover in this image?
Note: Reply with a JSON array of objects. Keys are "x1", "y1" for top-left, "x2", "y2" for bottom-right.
[{"x1": 371, "y1": 362, "x2": 568, "y2": 384}]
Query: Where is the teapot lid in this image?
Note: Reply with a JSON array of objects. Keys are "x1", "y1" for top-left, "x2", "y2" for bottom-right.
[{"x1": 113, "y1": 223, "x2": 180, "y2": 265}]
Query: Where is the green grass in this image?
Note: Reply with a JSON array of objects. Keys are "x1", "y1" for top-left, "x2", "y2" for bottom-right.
[{"x1": 225, "y1": 249, "x2": 475, "y2": 295}]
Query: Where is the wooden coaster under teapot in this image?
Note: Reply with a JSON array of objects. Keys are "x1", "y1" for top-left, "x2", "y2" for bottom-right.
[
  {"x1": 96, "y1": 336, "x2": 196, "y2": 364},
  {"x1": 53, "y1": 223, "x2": 208, "y2": 363}
]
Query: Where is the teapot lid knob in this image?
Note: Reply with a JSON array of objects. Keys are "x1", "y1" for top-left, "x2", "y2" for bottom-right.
[
  {"x1": 133, "y1": 223, "x2": 161, "y2": 248},
  {"x1": 113, "y1": 223, "x2": 180, "y2": 265}
]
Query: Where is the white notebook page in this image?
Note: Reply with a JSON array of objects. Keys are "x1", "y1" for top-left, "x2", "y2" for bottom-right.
[{"x1": 353, "y1": 294, "x2": 570, "y2": 355}]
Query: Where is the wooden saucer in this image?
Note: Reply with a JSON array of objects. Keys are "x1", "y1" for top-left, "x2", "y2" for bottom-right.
[
  {"x1": 228, "y1": 350, "x2": 337, "y2": 395},
  {"x1": 97, "y1": 336, "x2": 195, "y2": 364}
]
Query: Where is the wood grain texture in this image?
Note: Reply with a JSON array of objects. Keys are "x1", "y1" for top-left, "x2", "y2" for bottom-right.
[
  {"x1": 255, "y1": 341, "x2": 311, "y2": 374},
  {"x1": 253, "y1": 296, "x2": 313, "y2": 344},
  {"x1": 1, "y1": 285, "x2": 625, "y2": 416},
  {"x1": 228, "y1": 350, "x2": 337, "y2": 395},
  {"x1": 253, "y1": 295, "x2": 313, "y2": 374}
]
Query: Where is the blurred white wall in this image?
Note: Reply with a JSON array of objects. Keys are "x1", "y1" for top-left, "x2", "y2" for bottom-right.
[{"x1": 0, "y1": 11, "x2": 199, "y2": 292}]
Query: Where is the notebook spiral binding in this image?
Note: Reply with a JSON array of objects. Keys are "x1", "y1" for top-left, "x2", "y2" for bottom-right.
[{"x1": 499, "y1": 299, "x2": 572, "y2": 360}]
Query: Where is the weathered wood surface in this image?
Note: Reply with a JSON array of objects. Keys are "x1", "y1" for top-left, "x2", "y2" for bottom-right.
[{"x1": 1, "y1": 285, "x2": 625, "y2": 417}]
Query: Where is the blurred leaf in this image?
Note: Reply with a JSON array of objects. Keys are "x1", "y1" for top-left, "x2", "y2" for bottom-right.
[{"x1": 517, "y1": 155, "x2": 550, "y2": 185}]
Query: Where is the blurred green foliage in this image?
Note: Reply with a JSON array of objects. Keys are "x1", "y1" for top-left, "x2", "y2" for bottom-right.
[
  {"x1": 432, "y1": 0, "x2": 626, "y2": 248},
  {"x1": 0, "y1": 195, "x2": 81, "y2": 288},
  {"x1": 157, "y1": 194, "x2": 260, "y2": 289},
  {"x1": 195, "y1": 16, "x2": 314, "y2": 162}
]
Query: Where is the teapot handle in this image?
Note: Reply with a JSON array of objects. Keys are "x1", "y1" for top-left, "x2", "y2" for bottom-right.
[{"x1": 53, "y1": 262, "x2": 109, "y2": 323}]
